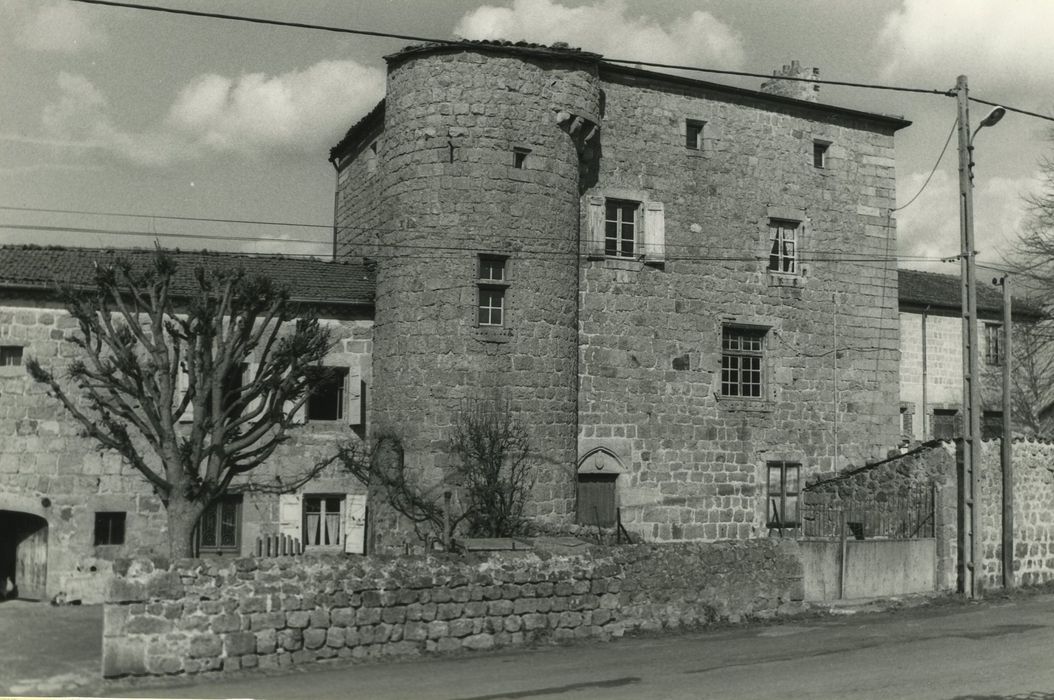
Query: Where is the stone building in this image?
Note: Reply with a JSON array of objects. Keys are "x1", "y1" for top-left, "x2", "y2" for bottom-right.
[
  {"x1": 0, "y1": 246, "x2": 373, "y2": 602},
  {"x1": 898, "y1": 268, "x2": 1044, "y2": 441},
  {"x1": 330, "y1": 40, "x2": 911, "y2": 545}
]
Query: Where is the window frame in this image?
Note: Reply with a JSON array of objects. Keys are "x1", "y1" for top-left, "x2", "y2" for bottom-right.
[
  {"x1": 512, "y1": 147, "x2": 531, "y2": 169},
  {"x1": 984, "y1": 322, "x2": 1003, "y2": 365},
  {"x1": 720, "y1": 325, "x2": 767, "y2": 399},
  {"x1": 813, "y1": 140, "x2": 830, "y2": 169},
  {"x1": 768, "y1": 219, "x2": 800, "y2": 275},
  {"x1": 306, "y1": 366, "x2": 351, "y2": 422},
  {"x1": 195, "y1": 496, "x2": 242, "y2": 555},
  {"x1": 93, "y1": 511, "x2": 126, "y2": 546},
  {"x1": 604, "y1": 198, "x2": 640, "y2": 259},
  {"x1": 476, "y1": 255, "x2": 509, "y2": 327},
  {"x1": 0, "y1": 346, "x2": 23, "y2": 367},
  {"x1": 685, "y1": 119, "x2": 705, "y2": 150},
  {"x1": 932, "y1": 408, "x2": 959, "y2": 440},
  {"x1": 766, "y1": 461, "x2": 801, "y2": 534},
  {"x1": 302, "y1": 494, "x2": 345, "y2": 549}
]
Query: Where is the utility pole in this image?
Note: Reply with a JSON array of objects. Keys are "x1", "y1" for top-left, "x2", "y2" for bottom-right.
[
  {"x1": 997, "y1": 274, "x2": 1014, "y2": 589},
  {"x1": 956, "y1": 74, "x2": 983, "y2": 599}
]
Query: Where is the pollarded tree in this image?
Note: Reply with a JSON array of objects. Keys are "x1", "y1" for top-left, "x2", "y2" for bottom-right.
[{"x1": 27, "y1": 249, "x2": 334, "y2": 557}]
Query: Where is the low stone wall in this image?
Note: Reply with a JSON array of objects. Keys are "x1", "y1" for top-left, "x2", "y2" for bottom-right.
[{"x1": 103, "y1": 540, "x2": 803, "y2": 678}]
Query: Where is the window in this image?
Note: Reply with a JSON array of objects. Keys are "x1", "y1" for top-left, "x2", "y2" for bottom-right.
[
  {"x1": 605, "y1": 199, "x2": 638, "y2": 258},
  {"x1": 985, "y1": 322, "x2": 1003, "y2": 365},
  {"x1": 576, "y1": 473, "x2": 617, "y2": 527},
  {"x1": 767, "y1": 462, "x2": 800, "y2": 533},
  {"x1": 0, "y1": 346, "x2": 23, "y2": 366},
  {"x1": 900, "y1": 405, "x2": 914, "y2": 436},
  {"x1": 932, "y1": 409, "x2": 959, "y2": 440},
  {"x1": 721, "y1": 326, "x2": 766, "y2": 398},
  {"x1": 685, "y1": 119, "x2": 705, "y2": 150},
  {"x1": 307, "y1": 367, "x2": 350, "y2": 421},
  {"x1": 366, "y1": 140, "x2": 378, "y2": 174},
  {"x1": 513, "y1": 147, "x2": 531, "y2": 168},
  {"x1": 813, "y1": 140, "x2": 830, "y2": 168},
  {"x1": 303, "y1": 495, "x2": 344, "y2": 548},
  {"x1": 982, "y1": 411, "x2": 1004, "y2": 440},
  {"x1": 196, "y1": 496, "x2": 242, "y2": 554},
  {"x1": 93, "y1": 512, "x2": 126, "y2": 546},
  {"x1": 768, "y1": 220, "x2": 799, "y2": 274},
  {"x1": 477, "y1": 255, "x2": 508, "y2": 327},
  {"x1": 221, "y1": 363, "x2": 248, "y2": 416}
]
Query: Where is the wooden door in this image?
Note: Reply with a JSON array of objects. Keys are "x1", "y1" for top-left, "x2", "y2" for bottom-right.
[{"x1": 15, "y1": 519, "x2": 47, "y2": 600}]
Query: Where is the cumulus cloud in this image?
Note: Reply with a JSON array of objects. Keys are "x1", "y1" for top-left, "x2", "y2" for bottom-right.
[
  {"x1": 455, "y1": 0, "x2": 745, "y2": 68},
  {"x1": 39, "y1": 61, "x2": 386, "y2": 166},
  {"x1": 878, "y1": 0, "x2": 1054, "y2": 104},
  {"x1": 12, "y1": 0, "x2": 108, "y2": 52},
  {"x1": 896, "y1": 168, "x2": 1042, "y2": 271}
]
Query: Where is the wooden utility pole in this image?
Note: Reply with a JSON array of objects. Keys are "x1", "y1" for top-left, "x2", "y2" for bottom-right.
[
  {"x1": 956, "y1": 75, "x2": 983, "y2": 598},
  {"x1": 998, "y1": 275, "x2": 1014, "y2": 589}
]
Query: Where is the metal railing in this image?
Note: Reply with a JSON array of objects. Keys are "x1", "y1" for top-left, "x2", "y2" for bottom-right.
[{"x1": 798, "y1": 485, "x2": 936, "y2": 540}]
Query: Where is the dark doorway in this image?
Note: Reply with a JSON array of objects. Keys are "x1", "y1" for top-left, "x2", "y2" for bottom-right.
[
  {"x1": 0, "y1": 511, "x2": 48, "y2": 601},
  {"x1": 576, "y1": 474, "x2": 617, "y2": 527}
]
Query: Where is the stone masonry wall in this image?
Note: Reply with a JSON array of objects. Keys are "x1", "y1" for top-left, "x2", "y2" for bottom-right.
[
  {"x1": 0, "y1": 301, "x2": 371, "y2": 602},
  {"x1": 102, "y1": 540, "x2": 803, "y2": 678},
  {"x1": 580, "y1": 71, "x2": 904, "y2": 542}
]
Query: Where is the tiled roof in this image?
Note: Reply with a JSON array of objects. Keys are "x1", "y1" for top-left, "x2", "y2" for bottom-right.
[
  {"x1": 899, "y1": 268, "x2": 1044, "y2": 321},
  {"x1": 0, "y1": 246, "x2": 374, "y2": 307},
  {"x1": 386, "y1": 39, "x2": 603, "y2": 64}
]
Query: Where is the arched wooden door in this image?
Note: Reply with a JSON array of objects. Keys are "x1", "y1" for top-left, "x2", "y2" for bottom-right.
[{"x1": 1, "y1": 511, "x2": 48, "y2": 601}]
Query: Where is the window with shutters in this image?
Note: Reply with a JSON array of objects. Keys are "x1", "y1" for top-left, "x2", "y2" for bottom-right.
[
  {"x1": 984, "y1": 322, "x2": 1003, "y2": 365},
  {"x1": 586, "y1": 195, "x2": 665, "y2": 264},
  {"x1": 307, "y1": 367, "x2": 350, "y2": 422},
  {"x1": 196, "y1": 496, "x2": 242, "y2": 555},
  {"x1": 303, "y1": 495, "x2": 344, "y2": 548},
  {"x1": 721, "y1": 326, "x2": 766, "y2": 398}
]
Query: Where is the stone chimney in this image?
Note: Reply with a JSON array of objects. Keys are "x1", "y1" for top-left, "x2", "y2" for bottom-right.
[{"x1": 760, "y1": 60, "x2": 820, "y2": 102}]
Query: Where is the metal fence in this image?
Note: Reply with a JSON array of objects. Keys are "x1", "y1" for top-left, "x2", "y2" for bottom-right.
[{"x1": 796, "y1": 485, "x2": 936, "y2": 540}]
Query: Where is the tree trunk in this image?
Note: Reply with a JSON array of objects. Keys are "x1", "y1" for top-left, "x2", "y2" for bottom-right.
[{"x1": 165, "y1": 496, "x2": 202, "y2": 559}]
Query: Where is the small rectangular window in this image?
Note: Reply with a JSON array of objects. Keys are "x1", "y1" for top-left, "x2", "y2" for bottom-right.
[
  {"x1": 813, "y1": 141, "x2": 829, "y2": 168},
  {"x1": 984, "y1": 323, "x2": 1003, "y2": 365},
  {"x1": 767, "y1": 462, "x2": 800, "y2": 533},
  {"x1": 982, "y1": 411, "x2": 1004, "y2": 440},
  {"x1": 196, "y1": 496, "x2": 242, "y2": 554},
  {"x1": 721, "y1": 326, "x2": 766, "y2": 398},
  {"x1": 478, "y1": 288, "x2": 504, "y2": 326},
  {"x1": 513, "y1": 147, "x2": 531, "y2": 168},
  {"x1": 0, "y1": 346, "x2": 23, "y2": 366},
  {"x1": 605, "y1": 199, "x2": 638, "y2": 258},
  {"x1": 94, "y1": 512, "x2": 126, "y2": 546},
  {"x1": 477, "y1": 256, "x2": 508, "y2": 327},
  {"x1": 307, "y1": 367, "x2": 350, "y2": 421},
  {"x1": 900, "y1": 406, "x2": 914, "y2": 435},
  {"x1": 768, "y1": 220, "x2": 799, "y2": 274},
  {"x1": 932, "y1": 409, "x2": 959, "y2": 440},
  {"x1": 686, "y1": 119, "x2": 705, "y2": 150},
  {"x1": 303, "y1": 495, "x2": 344, "y2": 548}
]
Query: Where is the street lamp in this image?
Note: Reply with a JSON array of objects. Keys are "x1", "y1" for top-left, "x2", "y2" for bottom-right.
[{"x1": 956, "y1": 74, "x2": 1005, "y2": 599}]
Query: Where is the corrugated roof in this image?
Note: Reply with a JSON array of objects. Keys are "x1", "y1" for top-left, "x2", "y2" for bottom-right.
[
  {"x1": 899, "y1": 268, "x2": 1044, "y2": 321},
  {"x1": 0, "y1": 246, "x2": 374, "y2": 307}
]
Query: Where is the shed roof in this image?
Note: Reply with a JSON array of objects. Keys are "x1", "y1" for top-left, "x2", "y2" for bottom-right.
[{"x1": 898, "y1": 268, "x2": 1044, "y2": 321}]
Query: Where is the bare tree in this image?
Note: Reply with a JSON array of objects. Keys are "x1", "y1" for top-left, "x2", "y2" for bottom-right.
[
  {"x1": 27, "y1": 250, "x2": 334, "y2": 557},
  {"x1": 339, "y1": 398, "x2": 535, "y2": 548}
]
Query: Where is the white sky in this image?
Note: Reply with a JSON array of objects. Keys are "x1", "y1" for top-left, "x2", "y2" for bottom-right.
[{"x1": 1, "y1": 0, "x2": 1052, "y2": 272}]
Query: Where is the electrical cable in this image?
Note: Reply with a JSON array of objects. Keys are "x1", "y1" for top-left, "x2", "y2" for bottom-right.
[{"x1": 892, "y1": 119, "x2": 957, "y2": 212}]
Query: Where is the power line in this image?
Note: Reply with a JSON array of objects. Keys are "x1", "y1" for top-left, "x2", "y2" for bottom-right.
[
  {"x1": 892, "y1": 118, "x2": 957, "y2": 212},
  {"x1": 0, "y1": 205, "x2": 332, "y2": 230},
  {"x1": 971, "y1": 96, "x2": 1054, "y2": 125}
]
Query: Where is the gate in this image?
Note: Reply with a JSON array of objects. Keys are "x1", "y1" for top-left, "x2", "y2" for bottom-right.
[
  {"x1": 796, "y1": 485, "x2": 937, "y2": 601},
  {"x1": 0, "y1": 511, "x2": 48, "y2": 601}
]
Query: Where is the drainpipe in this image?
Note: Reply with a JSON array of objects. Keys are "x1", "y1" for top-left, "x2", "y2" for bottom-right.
[{"x1": 922, "y1": 306, "x2": 929, "y2": 438}]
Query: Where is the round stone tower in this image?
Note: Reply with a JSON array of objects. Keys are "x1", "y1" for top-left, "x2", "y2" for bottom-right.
[{"x1": 368, "y1": 43, "x2": 602, "y2": 546}]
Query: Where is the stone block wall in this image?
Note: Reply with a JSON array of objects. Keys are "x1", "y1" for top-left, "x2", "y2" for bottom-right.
[
  {"x1": 102, "y1": 540, "x2": 803, "y2": 678},
  {"x1": 579, "y1": 71, "x2": 904, "y2": 541},
  {"x1": 0, "y1": 301, "x2": 371, "y2": 602}
]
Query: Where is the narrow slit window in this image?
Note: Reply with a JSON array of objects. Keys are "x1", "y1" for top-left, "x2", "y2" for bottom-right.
[
  {"x1": 686, "y1": 119, "x2": 705, "y2": 150},
  {"x1": 813, "y1": 141, "x2": 829, "y2": 168}
]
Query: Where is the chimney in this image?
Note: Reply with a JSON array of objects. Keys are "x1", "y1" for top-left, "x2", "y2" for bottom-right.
[{"x1": 760, "y1": 60, "x2": 820, "y2": 102}]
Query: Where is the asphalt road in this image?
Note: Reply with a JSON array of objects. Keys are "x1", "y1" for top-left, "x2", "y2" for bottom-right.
[
  {"x1": 105, "y1": 594, "x2": 1054, "y2": 700},
  {"x1": 0, "y1": 598, "x2": 102, "y2": 696}
]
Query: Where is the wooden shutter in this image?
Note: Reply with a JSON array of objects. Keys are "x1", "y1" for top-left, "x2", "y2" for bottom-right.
[
  {"x1": 278, "y1": 493, "x2": 302, "y2": 543},
  {"x1": 345, "y1": 370, "x2": 363, "y2": 426},
  {"x1": 643, "y1": 201, "x2": 665, "y2": 264},
  {"x1": 586, "y1": 196, "x2": 605, "y2": 258},
  {"x1": 344, "y1": 493, "x2": 367, "y2": 554}
]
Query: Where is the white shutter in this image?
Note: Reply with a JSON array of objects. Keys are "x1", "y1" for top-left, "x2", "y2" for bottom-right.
[
  {"x1": 586, "y1": 196, "x2": 605, "y2": 258},
  {"x1": 344, "y1": 494, "x2": 367, "y2": 554},
  {"x1": 176, "y1": 360, "x2": 193, "y2": 423},
  {"x1": 345, "y1": 370, "x2": 363, "y2": 426},
  {"x1": 643, "y1": 201, "x2": 666, "y2": 264},
  {"x1": 278, "y1": 493, "x2": 302, "y2": 542},
  {"x1": 245, "y1": 362, "x2": 262, "y2": 419}
]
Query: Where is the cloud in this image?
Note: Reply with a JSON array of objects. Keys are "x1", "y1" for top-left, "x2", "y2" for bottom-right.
[
  {"x1": 896, "y1": 168, "x2": 1042, "y2": 271},
  {"x1": 455, "y1": 0, "x2": 745, "y2": 68},
  {"x1": 13, "y1": 1, "x2": 108, "y2": 52},
  {"x1": 878, "y1": 0, "x2": 1054, "y2": 104},
  {"x1": 38, "y1": 61, "x2": 386, "y2": 166}
]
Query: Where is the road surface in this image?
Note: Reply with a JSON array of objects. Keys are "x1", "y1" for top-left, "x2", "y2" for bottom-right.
[{"x1": 106, "y1": 594, "x2": 1054, "y2": 700}]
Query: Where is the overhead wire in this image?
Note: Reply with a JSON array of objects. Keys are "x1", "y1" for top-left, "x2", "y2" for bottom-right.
[{"x1": 892, "y1": 119, "x2": 957, "y2": 213}]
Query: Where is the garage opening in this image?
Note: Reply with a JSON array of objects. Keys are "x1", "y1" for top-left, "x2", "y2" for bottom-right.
[{"x1": 0, "y1": 510, "x2": 48, "y2": 601}]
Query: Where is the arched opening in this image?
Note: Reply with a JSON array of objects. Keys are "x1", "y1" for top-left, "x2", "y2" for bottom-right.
[
  {"x1": 0, "y1": 510, "x2": 48, "y2": 601},
  {"x1": 576, "y1": 447, "x2": 624, "y2": 527}
]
